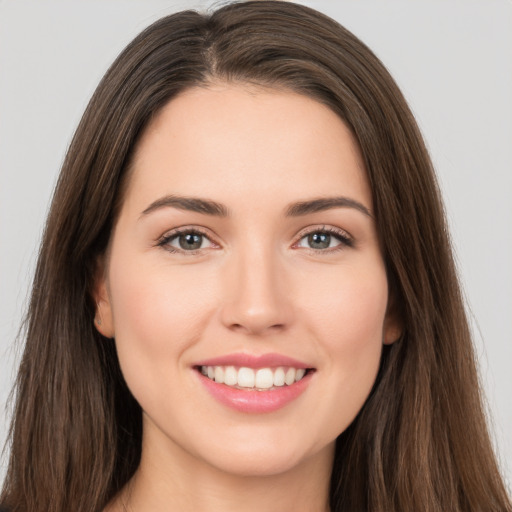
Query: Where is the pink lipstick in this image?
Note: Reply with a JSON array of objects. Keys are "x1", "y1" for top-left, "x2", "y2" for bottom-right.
[{"x1": 193, "y1": 353, "x2": 315, "y2": 413}]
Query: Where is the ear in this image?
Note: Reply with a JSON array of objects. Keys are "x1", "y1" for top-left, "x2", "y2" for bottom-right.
[
  {"x1": 383, "y1": 295, "x2": 403, "y2": 345},
  {"x1": 92, "y1": 258, "x2": 115, "y2": 339}
]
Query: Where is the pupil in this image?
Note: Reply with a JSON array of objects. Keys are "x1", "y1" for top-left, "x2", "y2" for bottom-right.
[
  {"x1": 179, "y1": 233, "x2": 202, "y2": 250},
  {"x1": 308, "y1": 232, "x2": 330, "y2": 249}
]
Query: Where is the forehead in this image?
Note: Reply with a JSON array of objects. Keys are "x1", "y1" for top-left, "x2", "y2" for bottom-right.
[{"x1": 124, "y1": 83, "x2": 371, "y2": 214}]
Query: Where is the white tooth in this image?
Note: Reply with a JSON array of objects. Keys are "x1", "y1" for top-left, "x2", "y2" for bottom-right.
[
  {"x1": 201, "y1": 366, "x2": 208, "y2": 376},
  {"x1": 295, "y1": 368, "x2": 306, "y2": 381},
  {"x1": 214, "y1": 366, "x2": 224, "y2": 384},
  {"x1": 207, "y1": 366, "x2": 215, "y2": 379},
  {"x1": 273, "y1": 367, "x2": 285, "y2": 387},
  {"x1": 237, "y1": 367, "x2": 255, "y2": 388},
  {"x1": 285, "y1": 367, "x2": 296, "y2": 385},
  {"x1": 224, "y1": 366, "x2": 237, "y2": 386},
  {"x1": 255, "y1": 368, "x2": 274, "y2": 389}
]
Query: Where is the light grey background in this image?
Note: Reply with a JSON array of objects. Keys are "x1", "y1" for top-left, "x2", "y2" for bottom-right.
[{"x1": 1, "y1": 0, "x2": 511, "y2": 490}]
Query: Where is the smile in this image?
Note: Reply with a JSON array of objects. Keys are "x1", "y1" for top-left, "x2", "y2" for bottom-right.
[
  {"x1": 194, "y1": 353, "x2": 315, "y2": 413},
  {"x1": 199, "y1": 365, "x2": 308, "y2": 390}
]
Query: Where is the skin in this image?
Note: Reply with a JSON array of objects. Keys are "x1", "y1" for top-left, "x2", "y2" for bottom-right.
[{"x1": 95, "y1": 84, "x2": 400, "y2": 512}]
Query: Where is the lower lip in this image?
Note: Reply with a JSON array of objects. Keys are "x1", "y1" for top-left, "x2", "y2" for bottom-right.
[{"x1": 196, "y1": 371, "x2": 313, "y2": 413}]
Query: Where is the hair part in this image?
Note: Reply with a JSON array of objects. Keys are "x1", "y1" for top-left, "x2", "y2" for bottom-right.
[{"x1": 2, "y1": 2, "x2": 510, "y2": 511}]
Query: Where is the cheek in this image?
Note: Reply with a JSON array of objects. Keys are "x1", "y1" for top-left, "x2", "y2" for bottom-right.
[
  {"x1": 297, "y1": 261, "x2": 388, "y2": 420},
  {"x1": 107, "y1": 251, "x2": 217, "y2": 389},
  {"x1": 299, "y1": 260, "x2": 388, "y2": 347}
]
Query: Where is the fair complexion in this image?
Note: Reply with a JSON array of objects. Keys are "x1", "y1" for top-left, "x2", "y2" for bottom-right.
[{"x1": 96, "y1": 84, "x2": 400, "y2": 512}]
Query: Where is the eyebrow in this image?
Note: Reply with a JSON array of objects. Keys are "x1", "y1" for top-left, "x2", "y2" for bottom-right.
[
  {"x1": 141, "y1": 195, "x2": 229, "y2": 218},
  {"x1": 285, "y1": 197, "x2": 372, "y2": 218},
  {"x1": 140, "y1": 194, "x2": 371, "y2": 219}
]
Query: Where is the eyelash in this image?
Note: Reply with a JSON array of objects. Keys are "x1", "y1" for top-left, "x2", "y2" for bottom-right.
[
  {"x1": 294, "y1": 226, "x2": 354, "y2": 252},
  {"x1": 157, "y1": 227, "x2": 215, "y2": 255},
  {"x1": 157, "y1": 226, "x2": 354, "y2": 255}
]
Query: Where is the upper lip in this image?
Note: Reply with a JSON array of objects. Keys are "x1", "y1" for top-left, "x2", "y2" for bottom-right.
[{"x1": 194, "y1": 353, "x2": 312, "y2": 369}]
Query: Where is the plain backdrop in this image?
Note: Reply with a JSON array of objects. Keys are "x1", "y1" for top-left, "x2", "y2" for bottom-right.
[{"x1": 1, "y1": 0, "x2": 511, "y2": 490}]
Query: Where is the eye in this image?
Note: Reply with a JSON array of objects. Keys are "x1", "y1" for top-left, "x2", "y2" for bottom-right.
[
  {"x1": 159, "y1": 229, "x2": 216, "y2": 253},
  {"x1": 295, "y1": 227, "x2": 353, "y2": 251}
]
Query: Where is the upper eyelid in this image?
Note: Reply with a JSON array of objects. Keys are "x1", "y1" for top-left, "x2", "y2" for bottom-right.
[
  {"x1": 294, "y1": 224, "x2": 353, "y2": 240},
  {"x1": 156, "y1": 224, "x2": 353, "y2": 249},
  {"x1": 159, "y1": 226, "x2": 214, "y2": 241}
]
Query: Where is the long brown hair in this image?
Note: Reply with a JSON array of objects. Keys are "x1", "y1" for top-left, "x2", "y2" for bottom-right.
[{"x1": 2, "y1": 2, "x2": 510, "y2": 511}]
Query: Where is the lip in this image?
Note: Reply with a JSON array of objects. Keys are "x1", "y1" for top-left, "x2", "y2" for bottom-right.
[
  {"x1": 193, "y1": 353, "x2": 315, "y2": 414},
  {"x1": 194, "y1": 352, "x2": 311, "y2": 369},
  {"x1": 196, "y1": 370, "x2": 314, "y2": 413}
]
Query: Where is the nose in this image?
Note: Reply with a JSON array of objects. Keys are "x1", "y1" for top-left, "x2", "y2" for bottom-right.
[{"x1": 220, "y1": 244, "x2": 293, "y2": 336}]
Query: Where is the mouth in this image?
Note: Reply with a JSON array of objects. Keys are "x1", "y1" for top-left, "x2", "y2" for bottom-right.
[
  {"x1": 193, "y1": 353, "x2": 316, "y2": 413},
  {"x1": 195, "y1": 365, "x2": 314, "y2": 391}
]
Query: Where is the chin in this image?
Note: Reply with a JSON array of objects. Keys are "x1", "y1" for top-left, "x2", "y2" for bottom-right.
[
  {"x1": 203, "y1": 449, "x2": 311, "y2": 478},
  {"x1": 190, "y1": 431, "x2": 334, "y2": 479}
]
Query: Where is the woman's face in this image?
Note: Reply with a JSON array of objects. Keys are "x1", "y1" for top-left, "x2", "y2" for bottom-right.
[{"x1": 96, "y1": 84, "x2": 399, "y2": 477}]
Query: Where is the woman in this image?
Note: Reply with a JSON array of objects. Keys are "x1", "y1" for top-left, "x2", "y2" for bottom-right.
[{"x1": 1, "y1": 1, "x2": 510, "y2": 511}]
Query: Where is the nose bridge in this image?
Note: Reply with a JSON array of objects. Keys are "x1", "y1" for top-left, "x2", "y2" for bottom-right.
[{"x1": 220, "y1": 235, "x2": 291, "y2": 335}]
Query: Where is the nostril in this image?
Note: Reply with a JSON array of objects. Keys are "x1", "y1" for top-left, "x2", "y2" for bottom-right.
[{"x1": 228, "y1": 322, "x2": 286, "y2": 335}]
